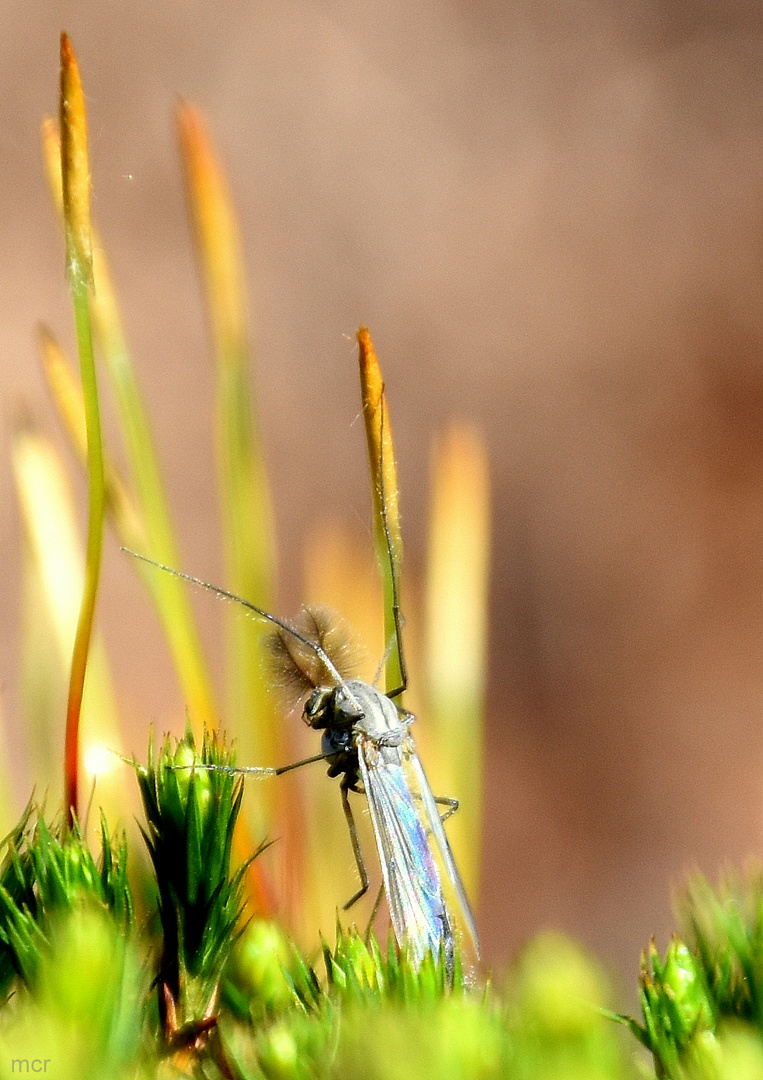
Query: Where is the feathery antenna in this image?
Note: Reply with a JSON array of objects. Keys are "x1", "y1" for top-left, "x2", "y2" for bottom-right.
[{"x1": 122, "y1": 547, "x2": 345, "y2": 685}]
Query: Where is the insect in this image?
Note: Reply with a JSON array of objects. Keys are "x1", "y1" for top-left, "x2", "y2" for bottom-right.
[
  {"x1": 124, "y1": 399, "x2": 478, "y2": 968},
  {"x1": 265, "y1": 603, "x2": 480, "y2": 972},
  {"x1": 127, "y1": 547, "x2": 479, "y2": 969}
]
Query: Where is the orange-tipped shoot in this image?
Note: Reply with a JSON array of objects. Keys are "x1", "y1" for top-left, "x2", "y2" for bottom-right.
[
  {"x1": 357, "y1": 327, "x2": 404, "y2": 696},
  {"x1": 176, "y1": 102, "x2": 248, "y2": 361},
  {"x1": 59, "y1": 33, "x2": 92, "y2": 286},
  {"x1": 58, "y1": 33, "x2": 105, "y2": 824}
]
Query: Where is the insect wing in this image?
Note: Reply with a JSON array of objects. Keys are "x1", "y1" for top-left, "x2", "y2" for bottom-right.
[
  {"x1": 409, "y1": 751, "x2": 480, "y2": 956},
  {"x1": 357, "y1": 741, "x2": 448, "y2": 965}
]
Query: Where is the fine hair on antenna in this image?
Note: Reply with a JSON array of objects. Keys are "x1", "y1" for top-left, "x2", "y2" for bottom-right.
[{"x1": 121, "y1": 547, "x2": 345, "y2": 685}]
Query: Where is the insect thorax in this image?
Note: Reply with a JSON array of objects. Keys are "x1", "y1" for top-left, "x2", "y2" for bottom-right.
[
  {"x1": 309, "y1": 679, "x2": 412, "y2": 788},
  {"x1": 305, "y1": 680, "x2": 406, "y2": 739}
]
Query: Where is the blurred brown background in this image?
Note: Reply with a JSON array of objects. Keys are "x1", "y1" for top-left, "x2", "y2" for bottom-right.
[{"x1": 2, "y1": 0, "x2": 763, "y2": 998}]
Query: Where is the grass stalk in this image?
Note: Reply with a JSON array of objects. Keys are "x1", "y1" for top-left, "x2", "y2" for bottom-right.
[
  {"x1": 176, "y1": 102, "x2": 278, "y2": 774},
  {"x1": 40, "y1": 119, "x2": 219, "y2": 738},
  {"x1": 357, "y1": 327, "x2": 405, "y2": 697},
  {"x1": 59, "y1": 33, "x2": 104, "y2": 824}
]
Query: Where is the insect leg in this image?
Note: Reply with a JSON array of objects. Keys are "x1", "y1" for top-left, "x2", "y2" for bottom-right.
[
  {"x1": 364, "y1": 883, "x2": 385, "y2": 943},
  {"x1": 273, "y1": 751, "x2": 336, "y2": 776},
  {"x1": 339, "y1": 781, "x2": 370, "y2": 910},
  {"x1": 168, "y1": 750, "x2": 332, "y2": 777},
  {"x1": 432, "y1": 794, "x2": 459, "y2": 824},
  {"x1": 410, "y1": 790, "x2": 460, "y2": 824}
]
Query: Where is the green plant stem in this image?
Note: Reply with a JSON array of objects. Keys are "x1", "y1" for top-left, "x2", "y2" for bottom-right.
[
  {"x1": 59, "y1": 33, "x2": 106, "y2": 825},
  {"x1": 64, "y1": 276, "x2": 105, "y2": 824}
]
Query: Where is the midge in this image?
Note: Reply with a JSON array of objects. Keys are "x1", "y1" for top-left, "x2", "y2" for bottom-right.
[
  {"x1": 128, "y1": 547, "x2": 479, "y2": 969},
  {"x1": 124, "y1": 399, "x2": 478, "y2": 968}
]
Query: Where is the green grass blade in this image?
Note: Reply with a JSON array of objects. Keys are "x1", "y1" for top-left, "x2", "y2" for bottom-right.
[{"x1": 41, "y1": 119, "x2": 219, "y2": 737}]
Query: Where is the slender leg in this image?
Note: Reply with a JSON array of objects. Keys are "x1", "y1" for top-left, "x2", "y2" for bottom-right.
[
  {"x1": 340, "y1": 782, "x2": 370, "y2": 910},
  {"x1": 432, "y1": 794, "x2": 459, "y2": 824},
  {"x1": 173, "y1": 750, "x2": 331, "y2": 777},
  {"x1": 364, "y1": 883, "x2": 385, "y2": 943},
  {"x1": 412, "y1": 791, "x2": 460, "y2": 824}
]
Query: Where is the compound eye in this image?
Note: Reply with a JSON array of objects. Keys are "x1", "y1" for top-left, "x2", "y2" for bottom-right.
[{"x1": 303, "y1": 687, "x2": 331, "y2": 728}]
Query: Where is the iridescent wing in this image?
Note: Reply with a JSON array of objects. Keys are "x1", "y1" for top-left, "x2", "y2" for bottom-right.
[
  {"x1": 357, "y1": 741, "x2": 450, "y2": 966},
  {"x1": 408, "y1": 750, "x2": 480, "y2": 956}
]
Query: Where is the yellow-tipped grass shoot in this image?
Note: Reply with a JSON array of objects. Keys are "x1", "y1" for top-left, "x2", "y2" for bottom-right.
[
  {"x1": 357, "y1": 327, "x2": 404, "y2": 696},
  {"x1": 59, "y1": 34, "x2": 92, "y2": 287},
  {"x1": 424, "y1": 422, "x2": 490, "y2": 898},
  {"x1": 42, "y1": 117, "x2": 219, "y2": 739},
  {"x1": 59, "y1": 33, "x2": 105, "y2": 822},
  {"x1": 176, "y1": 103, "x2": 249, "y2": 365},
  {"x1": 177, "y1": 102, "x2": 280, "y2": 819}
]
